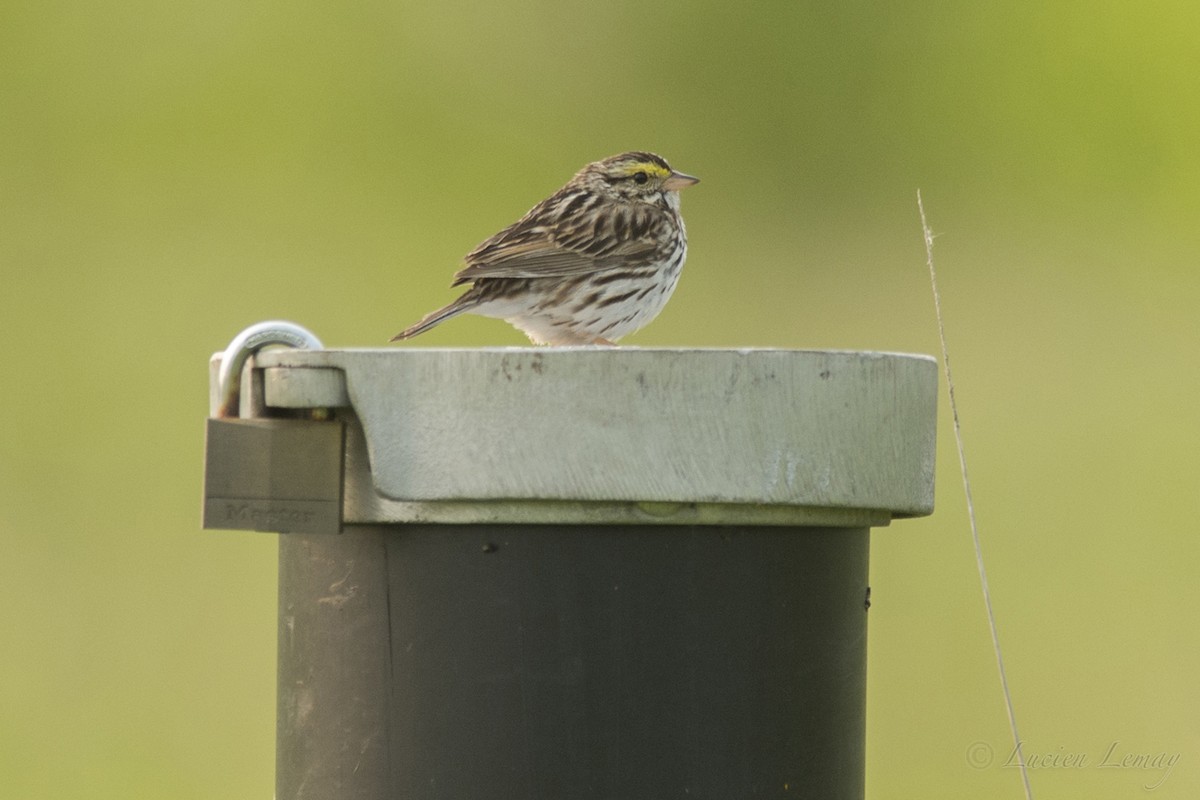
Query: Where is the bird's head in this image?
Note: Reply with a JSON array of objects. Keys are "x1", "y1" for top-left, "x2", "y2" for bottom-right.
[{"x1": 573, "y1": 152, "x2": 699, "y2": 204}]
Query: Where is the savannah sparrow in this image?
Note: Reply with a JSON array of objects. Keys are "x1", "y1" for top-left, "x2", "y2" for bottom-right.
[{"x1": 390, "y1": 152, "x2": 699, "y2": 345}]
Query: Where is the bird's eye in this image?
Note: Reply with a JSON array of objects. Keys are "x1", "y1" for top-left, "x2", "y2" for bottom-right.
[{"x1": 632, "y1": 171, "x2": 649, "y2": 184}]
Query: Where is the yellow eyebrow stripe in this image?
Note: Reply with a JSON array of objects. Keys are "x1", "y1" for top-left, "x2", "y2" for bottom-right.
[{"x1": 624, "y1": 162, "x2": 670, "y2": 179}]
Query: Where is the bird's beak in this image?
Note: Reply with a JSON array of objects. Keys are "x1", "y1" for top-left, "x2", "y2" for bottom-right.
[{"x1": 663, "y1": 170, "x2": 700, "y2": 191}]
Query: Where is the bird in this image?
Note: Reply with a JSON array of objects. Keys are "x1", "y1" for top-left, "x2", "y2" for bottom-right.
[{"x1": 390, "y1": 151, "x2": 699, "y2": 345}]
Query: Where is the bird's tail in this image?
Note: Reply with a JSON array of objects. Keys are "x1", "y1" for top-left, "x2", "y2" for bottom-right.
[{"x1": 389, "y1": 294, "x2": 479, "y2": 342}]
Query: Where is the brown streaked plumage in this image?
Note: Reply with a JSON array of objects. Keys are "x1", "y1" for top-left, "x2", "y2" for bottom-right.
[{"x1": 391, "y1": 151, "x2": 698, "y2": 345}]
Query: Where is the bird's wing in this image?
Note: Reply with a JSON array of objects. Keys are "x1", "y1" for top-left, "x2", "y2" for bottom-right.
[{"x1": 451, "y1": 204, "x2": 666, "y2": 285}]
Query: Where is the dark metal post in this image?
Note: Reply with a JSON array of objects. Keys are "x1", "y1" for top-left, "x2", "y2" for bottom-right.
[{"x1": 277, "y1": 524, "x2": 869, "y2": 799}]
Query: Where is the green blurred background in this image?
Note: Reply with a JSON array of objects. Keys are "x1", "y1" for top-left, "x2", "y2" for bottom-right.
[{"x1": 3, "y1": 1, "x2": 1197, "y2": 797}]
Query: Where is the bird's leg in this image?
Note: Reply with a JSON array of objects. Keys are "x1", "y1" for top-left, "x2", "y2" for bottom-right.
[{"x1": 538, "y1": 330, "x2": 618, "y2": 346}]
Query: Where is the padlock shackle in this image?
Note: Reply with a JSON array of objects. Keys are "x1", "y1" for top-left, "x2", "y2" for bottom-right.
[{"x1": 216, "y1": 321, "x2": 324, "y2": 417}]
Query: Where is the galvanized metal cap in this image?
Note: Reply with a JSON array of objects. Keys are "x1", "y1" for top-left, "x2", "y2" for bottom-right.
[{"x1": 224, "y1": 347, "x2": 937, "y2": 528}]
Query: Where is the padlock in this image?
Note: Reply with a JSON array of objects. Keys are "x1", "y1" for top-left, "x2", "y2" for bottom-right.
[
  {"x1": 203, "y1": 416, "x2": 344, "y2": 534},
  {"x1": 202, "y1": 321, "x2": 343, "y2": 535}
]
